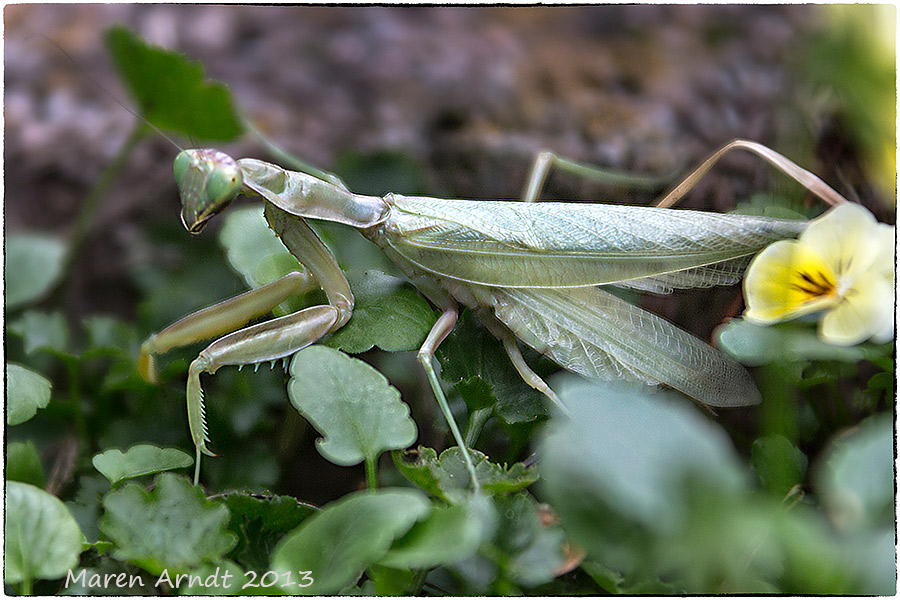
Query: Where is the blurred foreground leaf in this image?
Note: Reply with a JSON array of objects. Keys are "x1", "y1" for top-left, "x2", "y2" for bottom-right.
[
  {"x1": 6, "y1": 233, "x2": 66, "y2": 310},
  {"x1": 6, "y1": 363, "x2": 52, "y2": 426},
  {"x1": 5, "y1": 482, "x2": 84, "y2": 587},
  {"x1": 271, "y1": 489, "x2": 430, "y2": 594},
  {"x1": 717, "y1": 319, "x2": 890, "y2": 365}
]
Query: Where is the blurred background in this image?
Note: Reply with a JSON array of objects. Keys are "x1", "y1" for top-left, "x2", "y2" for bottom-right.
[{"x1": 4, "y1": 5, "x2": 895, "y2": 498}]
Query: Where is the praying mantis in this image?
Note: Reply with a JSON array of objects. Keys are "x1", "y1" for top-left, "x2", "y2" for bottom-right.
[{"x1": 137, "y1": 137, "x2": 848, "y2": 487}]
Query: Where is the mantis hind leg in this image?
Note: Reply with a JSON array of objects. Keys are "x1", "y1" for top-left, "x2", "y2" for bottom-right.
[
  {"x1": 521, "y1": 139, "x2": 847, "y2": 209},
  {"x1": 520, "y1": 150, "x2": 676, "y2": 203}
]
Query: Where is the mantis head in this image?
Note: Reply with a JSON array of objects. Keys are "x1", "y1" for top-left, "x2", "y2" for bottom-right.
[{"x1": 174, "y1": 149, "x2": 244, "y2": 234}]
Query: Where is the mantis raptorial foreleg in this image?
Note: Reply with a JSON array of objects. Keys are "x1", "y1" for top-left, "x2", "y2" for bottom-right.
[
  {"x1": 141, "y1": 203, "x2": 357, "y2": 485},
  {"x1": 138, "y1": 271, "x2": 317, "y2": 382}
]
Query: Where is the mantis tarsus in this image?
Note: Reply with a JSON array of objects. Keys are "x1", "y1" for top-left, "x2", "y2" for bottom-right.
[{"x1": 137, "y1": 138, "x2": 846, "y2": 487}]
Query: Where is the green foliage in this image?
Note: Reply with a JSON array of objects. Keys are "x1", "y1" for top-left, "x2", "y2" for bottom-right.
[
  {"x1": 394, "y1": 446, "x2": 539, "y2": 504},
  {"x1": 6, "y1": 440, "x2": 47, "y2": 488},
  {"x1": 6, "y1": 233, "x2": 66, "y2": 310},
  {"x1": 219, "y1": 205, "x2": 304, "y2": 291},
  {"x1": 100, "y1": 473, "x2": 237, "y2": 575},
  {"x1": 379, "y1": 498, "x2": 489, "y2": 569},
  {"x1": 5, "y1": 482, "x2": 84, "y2": 590},
  {"x1": 4, "y1": 24, "x2": 892, "y2": 597},
  {"x1": 221, "y1": 493, "x2": 318, "y2": 572},
  {"x1": 6, "y1": 363, "x2": 52, "y2": 425},
  {"x1": 104, "y1": 26, "x2": 243, "y2": 141},
  {"x1": 270, "y1": 489, "x2": 430, "y2": 594},
  {"x1": 438, "y1": 310, "x2": 548, "y2": 423},
  {"x1": 539, "y1": 378, "x2": 895, "y2": 593},
  {"x1": 92, "y1": 445, "x2": 194, "y2": 485},
  {"x1": 717, "y1": 319, "x2": 889, "y2": 366},
  {"x1": 288, "y1": 346, "x2": 417, "y2": 470},
  {"x1": 325, "y1": 270, "x2": 438, "y2": 353}
]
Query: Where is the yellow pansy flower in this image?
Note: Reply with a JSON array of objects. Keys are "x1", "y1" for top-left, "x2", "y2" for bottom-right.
[{"x1": 744, "y1": 203, "x2": 895, "y2": 346}]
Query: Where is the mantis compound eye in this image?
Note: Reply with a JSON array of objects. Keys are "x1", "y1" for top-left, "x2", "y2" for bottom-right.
[
  {"x1": 205, "y1": 163, "x2": 243, "y2": 207},
  {"x1": 176, "y1": 149, "x2": 243, "y2": 234}
]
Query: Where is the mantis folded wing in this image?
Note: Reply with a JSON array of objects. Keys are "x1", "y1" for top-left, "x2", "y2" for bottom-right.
[{"x1": 139, "y1": 140, "x2": 843, "y2": 486}]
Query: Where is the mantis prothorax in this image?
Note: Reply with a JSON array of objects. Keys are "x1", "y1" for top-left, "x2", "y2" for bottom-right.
[{"x1": 138, "y1": 139, "x2": 846, "y2": 487}]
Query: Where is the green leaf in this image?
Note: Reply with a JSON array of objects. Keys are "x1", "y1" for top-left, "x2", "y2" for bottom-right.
[
  {"x1": 750, "y1": 435, "x2": 808, "y2": 497},
  {"x1": 393, "y1": 446, "x2": 539, "y2": 504},
  {"x1": 92, "y1": 445, "x2": 194, "y2": 485},
  {"x1": 104, "y1": 26, "x2": 243, "y2": 141},
  {"x1": 325, "y1": 270, "x2": 437, "y2": 353},
  {"x1": 6, "y1": 441, "x2": 46, "y2": 487},
  {"x1": 222, "y1": 493, "x2": 318, "y2": 572},
  {"x1": 5, "y1": 481, "x2": 84, "y2": 585},
  {"x1": 5, "y1": 233, "x2": 66, "y2": 310},
  {"x1": 270, "y1": 489, "x2": 431, "y2": 595},
  {"x1": 492, "y1": 493, "x2": 566, "y2": 587},
  {"x1": 8, "y1": 310, "x2": 70, "y2": 356},
  {"x1": 173, "y1": 560, "x2": 258, "y2": 595},
  {"x1": 379, "y1": 498, "x2": 488, "y2": 569},
  {"x1": 65, "y1": 476, "x2": 110, "y2": 545},
  {"x1": 219, "y1": 205, "x2": 303, "y2": 290},
  {"x1": 82, "y1": 315, "x2": 140, "y2": 357},
  {"x1": 365, "y1": 565, "x2": 421, "y2": 596},
  {"x1": 539, "y1": 378, "x2": 748, "y2": 534},
  {"x1": 437, "y1": 310, "x2": 548, "y2": 423},
  {"x1": 288, "y1": 346, "x2": 417, "y2": 466},
  {"x1": 6, "y1": 363, "x2": 52, "y2": 426},
  {"x1": 716, "y1": 319, "x2": 890, "y2": 366},
  {"x1": 100, "y1": 473, "x2": 237, "y2": 574},
  {"x1": 815, "y1": 415, "x2": 894, "y2": 530}
]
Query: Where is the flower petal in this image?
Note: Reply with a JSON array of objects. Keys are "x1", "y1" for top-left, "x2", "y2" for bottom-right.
[
  {"x1": 744, "y1": 240, "x2": 839, "y2": 323},
  {"x1": 800, "y1": 203, "x2": 884, "y2": 279},
  {"x1": 819, "y1": 271, "x2": 894, "y2": 345},
  {"x1": 871, "y1": 222, "x2": 896, "y2": 280}
]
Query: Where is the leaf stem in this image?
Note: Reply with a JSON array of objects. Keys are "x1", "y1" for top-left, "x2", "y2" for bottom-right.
[
  {"x1": 364, "y1": 456, "x2": 378, "y2": 489},
  {"x1": 65, "y1": 122, "x2": 147, "y2": 271}
]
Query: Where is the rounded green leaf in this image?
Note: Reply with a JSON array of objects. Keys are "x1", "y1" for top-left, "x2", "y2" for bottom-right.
[
  {"x1": 379, "y1": 501, "x2": 487, "y2": 569},
  {"x1": 6, "y1": 363, "x2": 52, "y2": 426},
  {"x1": 100, "y1": 473, "x2": 237, "y2": 574},
  {"x1": 815, "y1": 415, "x2": 894, "y2": 530},
  {"x1": 6, "y1": 440, "x2": 46, "y2": 487},
  {"x1": 5, "y1": 481, "x2": 84, "y2": 585},
  {"x1": 6, "y1": 233, "x2": 66, "y2": 310},
  {"x1": 270, "y1": 489, "x2": 430, "y2": 595},
  {"x1": 92, "y1": 445, "x2": 193, "y2": 485},
  {"x1": 288, "y1": 346, "x2": 417, "y2": 466},
  {"x1": 716, "y1": 319, "x2": 885, "y2": 365},
  {"x1": 219, "y1": 205, "x2": 303, "y2": 289},
  {"x1": 540, "y1": 378, "x2": 748, "y2": 533},
  {"x1": 325, "y1": 270, "x2": 437, "y2": 353}
]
